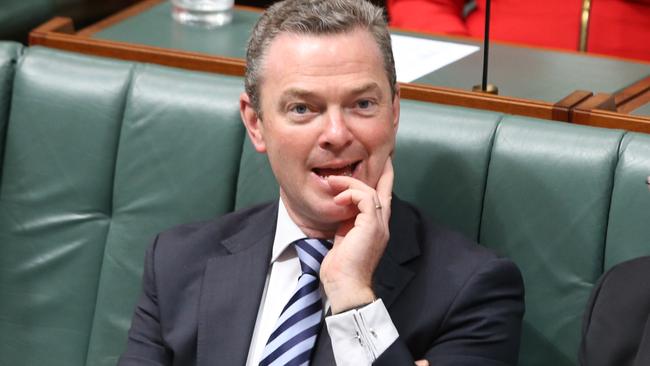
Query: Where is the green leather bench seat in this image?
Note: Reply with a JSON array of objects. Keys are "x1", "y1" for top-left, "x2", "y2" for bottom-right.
[
  {"x1": 1, "y1": 45, "x2": 131, "y2": 365},
  {"x1": 605, "y1": 132, "x2": 650, "y2": 269},
  {"x1": 481, "y1": 120, "x2": 624, "y2": 366},
  {"x1": 0, "y1": 46, "x2": 245, "y2": 365},
  {"x1": 1, "y1": 45, "x2": 650, "y2": 366}
]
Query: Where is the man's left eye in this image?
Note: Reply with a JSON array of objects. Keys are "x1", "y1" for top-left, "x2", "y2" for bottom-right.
[
  {"x1": 357, "y1": 100, "x2": 373, "y2": 109},
  {"x1": 291, "y1": 104, "x2": 308, "y2": 114}
]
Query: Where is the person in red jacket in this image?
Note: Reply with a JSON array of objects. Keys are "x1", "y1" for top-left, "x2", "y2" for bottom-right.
[{"x1": 387, "y1": 0, "x2": 650, "y2": 62}]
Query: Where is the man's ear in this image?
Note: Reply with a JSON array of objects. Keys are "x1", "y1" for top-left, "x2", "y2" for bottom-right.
[{"x1": 240, "y1": 92, "x2": 267, "y2": 153}]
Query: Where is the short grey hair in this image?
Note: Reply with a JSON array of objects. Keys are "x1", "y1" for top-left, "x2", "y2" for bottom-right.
[{"x1": 244, "y1": 0, "x2": 396, "y2": 114}]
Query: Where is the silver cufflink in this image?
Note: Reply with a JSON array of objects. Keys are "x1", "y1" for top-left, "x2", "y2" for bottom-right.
[{"x1": 355, "y1": 331, "x2": 364, "y2": 346}]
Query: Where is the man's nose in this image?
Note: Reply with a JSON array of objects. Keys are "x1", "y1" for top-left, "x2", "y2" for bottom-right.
[{"x1": 318, "y1": 109, "x2": 353, "y2": 150}]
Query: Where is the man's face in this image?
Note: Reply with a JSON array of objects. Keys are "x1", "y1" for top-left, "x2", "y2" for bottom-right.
[{"x1": 241, "y1": 28, "x2": 399, "y2": 235}]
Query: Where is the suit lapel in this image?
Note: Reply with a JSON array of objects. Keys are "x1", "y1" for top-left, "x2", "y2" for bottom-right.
[
  {"x1": 374, "y1": 196, "x2": 419, "y2": 308},
  {"x1": 197, "y1": 203, "x2": 277, "y2": 366},
  {"x1": 311, "y1": 322, "x2": 335, "y2": 366},
  {"x1": 373, "y1": 255, "x2": 416, "y2": 308}
]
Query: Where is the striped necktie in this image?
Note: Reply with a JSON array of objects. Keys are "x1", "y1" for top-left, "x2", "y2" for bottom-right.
[{"x1": 259, "y1": 238, "x2": 332, "y2": 366}]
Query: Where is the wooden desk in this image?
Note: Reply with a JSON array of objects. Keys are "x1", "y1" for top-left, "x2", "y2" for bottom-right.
[
  {"x1": 571, "y1": 76, "x2": 650, "y2": 130},
  {"x1": 29, "y1": 0, "x2": 650, "y2": 133}
]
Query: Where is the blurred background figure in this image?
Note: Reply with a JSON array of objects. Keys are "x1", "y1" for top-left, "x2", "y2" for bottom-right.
[
  {"x1": 580, "y1": 256, "x2": 650, "y2": 366},
  {"x1": 387, "y1": 0, "x2": 650, "y2": 62}
]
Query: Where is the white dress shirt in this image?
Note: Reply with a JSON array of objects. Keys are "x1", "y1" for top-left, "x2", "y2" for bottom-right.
[{"x1": 245, "y1": 199, "x2": 399, "y2": 366}]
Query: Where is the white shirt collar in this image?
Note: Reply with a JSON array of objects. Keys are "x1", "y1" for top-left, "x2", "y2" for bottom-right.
[{"x1": 271, "y1": 198, "x2": 308, "y2": 263}]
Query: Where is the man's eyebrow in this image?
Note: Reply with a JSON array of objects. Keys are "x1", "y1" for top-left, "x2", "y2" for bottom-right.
[
  {"x1": 348, "y1": 82, "x2": 383, "y2": 97},
  {"x1": 278, "y1": 88, "x2": 318, "y2": 105}
]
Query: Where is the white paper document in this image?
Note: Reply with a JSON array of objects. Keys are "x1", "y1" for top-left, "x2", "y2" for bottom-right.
[{"x1": 390, "y1": 34, "x2": 480, "y2": 83}]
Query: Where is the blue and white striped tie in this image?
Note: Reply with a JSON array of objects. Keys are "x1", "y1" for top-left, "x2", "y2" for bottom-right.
[{"x1": 259, "y1": 238, "x2": 332, "y2": 366}]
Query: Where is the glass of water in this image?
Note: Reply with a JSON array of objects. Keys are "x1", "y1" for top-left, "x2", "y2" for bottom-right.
[{"x1": 172, "y1": 0, "x2": 235, "y2": 28}]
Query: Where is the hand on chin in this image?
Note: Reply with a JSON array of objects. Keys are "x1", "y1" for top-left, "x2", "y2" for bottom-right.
[{"x1": 318, "y1": 158, "x2": 394, "y2": 313}]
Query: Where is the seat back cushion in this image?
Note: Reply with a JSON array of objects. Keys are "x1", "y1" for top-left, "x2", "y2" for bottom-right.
[
  {"x1": 0, "y1": 46, "x2": 133, "y2": 366},
  {"x1": 84, "y1": 64, "x2": 245, "y2": 366},
  {"x1": 604, "y1": 132, "x2": 650, "y2": 270},
  {"x1": 480, "y1": 116, "x2": 624, "y2": 366},
  {"x1": 0, "y1": 47, "x2": 245, "y2": 366},
  {"x1": 393, "y1": 100, "x2": 501, "y2": 240}
]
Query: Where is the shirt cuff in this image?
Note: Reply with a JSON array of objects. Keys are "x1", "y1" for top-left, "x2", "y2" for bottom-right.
[{"x1": 325, "y1": 299, "x2": 399, "y2": 366}]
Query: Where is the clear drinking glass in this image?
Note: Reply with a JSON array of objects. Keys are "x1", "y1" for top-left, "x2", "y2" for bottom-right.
[{"x1": 172, "y1": 0, "x2": 235, "y2": 28}]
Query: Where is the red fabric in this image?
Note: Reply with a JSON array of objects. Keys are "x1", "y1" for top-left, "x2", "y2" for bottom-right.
[{"x1": 388, "y1": 0, "x2": 650, "y2": 61}]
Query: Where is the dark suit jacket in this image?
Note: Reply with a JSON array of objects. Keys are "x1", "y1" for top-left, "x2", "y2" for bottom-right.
[
  {"x1": 580, "y1": 256, "x2": 650, "y2": 366},
  {"x1": 119, "y1": 197, "x2": 524, "y2": 366}
]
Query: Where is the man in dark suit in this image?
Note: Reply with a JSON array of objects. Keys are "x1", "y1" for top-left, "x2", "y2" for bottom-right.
[
  {"x1": 580, "y1": 256, "x2": 650, "y2": 366},
  {"x1": 119, "y1": 0, "x2": 524, "y2": 365}
]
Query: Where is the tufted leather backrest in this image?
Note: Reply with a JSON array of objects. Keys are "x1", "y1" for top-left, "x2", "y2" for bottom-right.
[
  {"x1": 480, "y1": 118, "x2": 625, "y2": 366},
  {"x1": 604, "y1": 132, "x2": 650, "y2": 269},
  {"x1": 0, "y1": 46, "x2": 244, "y2": 366},
  {"x1": 1, "y1": 45, "x2": 649, "y2": 366}
]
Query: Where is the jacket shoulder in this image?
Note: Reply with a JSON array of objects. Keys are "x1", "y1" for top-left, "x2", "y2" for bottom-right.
[
  {"x1": 151, "y1": 201, "x2": 277, "y2": 264},
  {"x1": 395, "y1": 198, "x2": 522, "y2": 293}
]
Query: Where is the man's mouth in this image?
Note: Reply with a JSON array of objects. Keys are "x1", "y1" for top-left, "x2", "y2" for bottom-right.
[{"x1": 312, "y1": 161, "x2": 361, "y2": 178}]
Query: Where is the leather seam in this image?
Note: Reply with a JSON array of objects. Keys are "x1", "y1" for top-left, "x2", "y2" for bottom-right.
[
  {"x1": 0, "y1": 44, "x2": 24, "y2": 195},
  {"x1": 600, "y1": 131, "x2": 627, "y2": 274},
  {"x1": 82, "y1": 63, "x2": 137, "y2": 366},
  {"x1": 477, "y1": 114, "x2": 503, "y2": 243}
]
